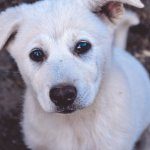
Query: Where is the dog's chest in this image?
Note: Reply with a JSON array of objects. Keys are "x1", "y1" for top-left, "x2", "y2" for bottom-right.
[{"x1": 25, "y1": 115, "x2": 100, "y2": 150}]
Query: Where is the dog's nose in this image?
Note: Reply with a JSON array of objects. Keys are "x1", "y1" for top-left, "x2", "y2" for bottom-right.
[{"x1": 49, "y1": 84, "x2": 77, "y2": 107}]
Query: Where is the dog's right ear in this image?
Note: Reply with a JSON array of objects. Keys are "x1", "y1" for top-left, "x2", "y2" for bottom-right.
[
  {"x1": 81, "y1": 0, "x2": 144, "y2": 23},
  {"x1": 0, "y1": 7, "x2": 22, "y2": 51}
]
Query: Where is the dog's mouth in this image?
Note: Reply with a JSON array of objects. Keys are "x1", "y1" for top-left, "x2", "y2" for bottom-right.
[
  {"x1": 57, "y1": 109, "x2": 75, "y2": 114},
  {"x1": 56, "y1": 105, "x2": 82, "y2": 114},
  {"x1": 56, "y1": 106, "x2": 76, "y2": 114}
]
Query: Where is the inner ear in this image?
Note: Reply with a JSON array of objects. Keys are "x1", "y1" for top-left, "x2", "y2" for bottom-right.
[
  {"x1": 2, "y1": 31, "x2": 17, "y2": 50},
  {"x1": 93, "y1": 2, "x2": 124, "y2": 22}
]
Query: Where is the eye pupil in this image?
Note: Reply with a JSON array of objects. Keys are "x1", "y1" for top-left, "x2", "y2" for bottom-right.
[
  {"x1": 75, "y1": 40, "x2": 91, "y2": 55},
  {"x1": 77, "y1": 42, "x2": 86, "y2": 48},
  {"x1": 30, "y1": 48, "x2": 46, "y2": 62}
]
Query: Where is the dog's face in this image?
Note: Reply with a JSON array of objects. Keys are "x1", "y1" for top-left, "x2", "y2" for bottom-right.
[{"x1": 0, "y1": 0, "x2": 143, "y2": 113}]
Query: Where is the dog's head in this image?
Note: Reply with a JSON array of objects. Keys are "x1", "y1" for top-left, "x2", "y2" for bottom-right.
[{"x1": 0, "y1": 0, "x2": 143, "y2": 113}]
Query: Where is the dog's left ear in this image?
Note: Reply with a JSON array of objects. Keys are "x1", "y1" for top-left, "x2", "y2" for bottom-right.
[
  {"x1": 0, "y1": 7, "x2": 22, "y2": 51},
  {"x1": 83, "y1": 0, "x2": 144, "y2": 22}
]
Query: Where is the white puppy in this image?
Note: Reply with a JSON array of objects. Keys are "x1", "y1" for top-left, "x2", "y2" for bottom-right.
[{"x1": 0, "y1": 0, "x2": 150, "y2": 150}]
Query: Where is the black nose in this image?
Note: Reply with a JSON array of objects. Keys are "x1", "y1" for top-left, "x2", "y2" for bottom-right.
[{"x1": 49, "y1": 84, "x2": 77, "y2": 107}]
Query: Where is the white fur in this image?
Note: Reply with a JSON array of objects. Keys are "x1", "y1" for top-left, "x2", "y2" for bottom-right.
[
  {"x1": 114, "y1": 10, "x2": 140, "y2": 49},
  {"x1": 0, "y1": 0, "x2": 150, "y2": 150}
]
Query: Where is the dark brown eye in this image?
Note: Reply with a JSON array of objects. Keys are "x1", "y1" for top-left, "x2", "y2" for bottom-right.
[
  {"x1": 29, "y1": 48, "x2": 46, "y2": 62},
  {"x1": 74, "y1": 40, "x2": 92, "y2": 55}
]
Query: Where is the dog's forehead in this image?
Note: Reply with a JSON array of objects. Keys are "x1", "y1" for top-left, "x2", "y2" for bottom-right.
[
  {"x1": 19, "y1": 0, "x2": 101, "y2": 40},
  {"x1": 22, "y1": 0, "x2": 85, "y2": 26}
]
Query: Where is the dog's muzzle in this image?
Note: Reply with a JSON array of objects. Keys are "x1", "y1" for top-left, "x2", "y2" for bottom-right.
[{"x1": 49, "y1": 84, "x2": 77, "y2": 113}]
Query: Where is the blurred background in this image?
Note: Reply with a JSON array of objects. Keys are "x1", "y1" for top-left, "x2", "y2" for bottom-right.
[{"x1": 0, "y1": 0, "x2": 149, "y2": 150}]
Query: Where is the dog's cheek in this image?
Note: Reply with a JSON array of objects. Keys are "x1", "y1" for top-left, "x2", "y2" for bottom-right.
[
  {"x1": 29, "y1": 69, "x2": 55, "y2": 112},
  {"x1": 19, "y1": 62, "x2": 36, "y2": 87}
]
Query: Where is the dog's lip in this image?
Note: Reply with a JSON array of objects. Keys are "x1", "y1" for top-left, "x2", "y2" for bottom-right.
[
  {"x1": 56, "y1": 107, "x2": 76, "y2": 114},
  {"x1": 57, "y1": 109, "x2": 76, "y2": 114},
  {"x1": 55, "y1": 104, "x2": 85, "y2": 114}
]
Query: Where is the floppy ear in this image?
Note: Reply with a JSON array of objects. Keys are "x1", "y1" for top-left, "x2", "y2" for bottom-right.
[
  {"x1": 0, "y1": 7, "x2": 21, "y2": 51},
  {"x1": 83, "y1": 0, "x2": 144, "y2": 22}
]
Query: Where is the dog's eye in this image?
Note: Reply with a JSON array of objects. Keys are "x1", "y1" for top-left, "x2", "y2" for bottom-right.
[
  {"x1": 29, "y1": 48, "x2": 46, "y2": 62},
  {"x1": 74, "y1": 40, "x2": 92, "y2": 55}
]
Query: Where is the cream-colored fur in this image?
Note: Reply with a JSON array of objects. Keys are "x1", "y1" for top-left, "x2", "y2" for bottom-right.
[{"x1": 0, "y1": 0, "x2": 150, "y2": 150}]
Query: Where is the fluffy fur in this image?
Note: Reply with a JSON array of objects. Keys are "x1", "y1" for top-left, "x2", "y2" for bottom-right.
[{"x1": 0, "y1": 0, "x2": 150, "y2": 150}]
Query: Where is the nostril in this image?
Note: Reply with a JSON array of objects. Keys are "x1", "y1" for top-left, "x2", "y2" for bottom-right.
[{"x1": 49, "y1": 84, "x2": 77, "y2": 107}]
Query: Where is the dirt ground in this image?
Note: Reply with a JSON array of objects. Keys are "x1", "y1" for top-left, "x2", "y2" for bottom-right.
[{"x1": 0, "y1": 0, "x2": 150, "y2": 150}]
